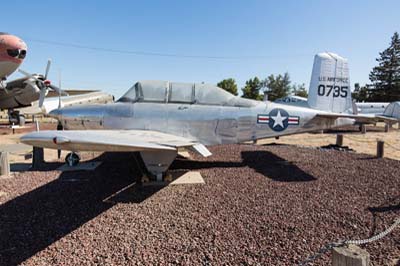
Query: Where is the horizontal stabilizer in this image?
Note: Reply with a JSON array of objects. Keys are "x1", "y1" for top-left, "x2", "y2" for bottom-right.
[{"x1": 316, "y1": 113, "x2": 398, "y2": 124}]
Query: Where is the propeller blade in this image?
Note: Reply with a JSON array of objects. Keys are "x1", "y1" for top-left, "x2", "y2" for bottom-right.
[
  {"x1": 58, "y1": 71, "x2": 62, "y2": 109},
  {"x1": 18, "y1": 69, "x2": 34, "y2": 78},
  {"x1": 44, "y1": 59, "x2": 51, "y2": 80},
  {"x1": 38, "y1": 88, "x2": 47, "y2": 107},
  {"x1": 19, "y1": 69, "x2": 43, "y2": 85},
  {"x1": 48, "y1": 84, "x2": 62, "y2": 94}
]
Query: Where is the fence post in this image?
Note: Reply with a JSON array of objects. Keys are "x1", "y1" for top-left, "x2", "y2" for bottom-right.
[
  {"x1": 332, "y1": 244, "x2": 369, "y2": 266},
  {"x1": 377, "y1": 140, "x2": 384, "y2": 158},
  {"x1": 0, "y1": 152, "x2": 10, "y2": 176},
  {"x1": 361, "y1": 124, "x2": 367, "y2": 134},
  {"x1": 336, "y1": 134, "x2": 344, "y2": 146},
  {"x1": 384, "y1": 123, "x2": 390, "y2": 133}
]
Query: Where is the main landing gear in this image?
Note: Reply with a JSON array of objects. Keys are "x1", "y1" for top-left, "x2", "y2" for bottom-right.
[{"x1": 8, "y1": 110, "x2": 25, "y2": 126}]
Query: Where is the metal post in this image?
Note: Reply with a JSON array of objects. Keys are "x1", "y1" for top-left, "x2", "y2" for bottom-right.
[
  {"x1": 0, "y1": 152, "x2": 10, "y2": 176},
  {"x1": 336, "y1": 134, "x2": 344, "y2": 146},
  {"x1": 377, "y1": 140, "x2": 384, "y2": 158},
  {"x1": 332, "y1": 244, "x2": 369, "y2": 266}
]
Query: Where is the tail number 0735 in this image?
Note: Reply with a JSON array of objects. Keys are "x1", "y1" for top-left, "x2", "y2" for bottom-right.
[{"x1": 317, "y1": 85, "x2": 348, "y2": 98}]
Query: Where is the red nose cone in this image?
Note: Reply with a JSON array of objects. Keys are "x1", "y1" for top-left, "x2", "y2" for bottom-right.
[{"x1": 44, "y1": 80, "x2": 51, "y2": 86}]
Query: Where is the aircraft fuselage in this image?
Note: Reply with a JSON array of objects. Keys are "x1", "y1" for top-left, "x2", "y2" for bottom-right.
[{"x1": 50, "y1": 101, "x2": 351, "y2": 145}]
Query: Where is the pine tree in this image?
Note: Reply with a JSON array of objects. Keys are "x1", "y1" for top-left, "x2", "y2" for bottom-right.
[
  {"x1": 242, "y1": 77, "x2": 263, "y2": 100},
  {"x1": 262, "y1": 72, "x2": 292, "y2": 101},
  {"x1": 369, "y1": 32, "x2": 400, "y2": 102},
  {"x1": 291, "y1": 83, "x2": 308, "y2": 98},
  {"x1": 217, "y1": 78, "x2": 238, "y2": 96}
]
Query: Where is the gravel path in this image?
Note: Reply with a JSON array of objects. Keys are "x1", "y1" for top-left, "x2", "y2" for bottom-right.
[{"x1": 0, "y1": 144, "x2": 399, "y2": 265}]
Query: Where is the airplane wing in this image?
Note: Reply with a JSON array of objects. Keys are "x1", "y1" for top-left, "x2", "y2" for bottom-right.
[{"x1": 20, "y1": 130, "x2": 212, "y2": 157}]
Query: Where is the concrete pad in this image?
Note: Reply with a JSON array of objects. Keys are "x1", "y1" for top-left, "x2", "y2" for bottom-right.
[
  {"x1": 170, "y1": 171, "x2": 205, "y2": 185},
  {"x1": 0, "y1": 144, "x2": 32, "y2": 154},
  {"x1": 142, "y1": 171, "x2": 205, "y2": 186},
  {"x1": 57, "y1": 161, "x2": 102, "y2": 172},
  {"x1": 177, "y1": 150, "x2": 191, "y2": 159}
]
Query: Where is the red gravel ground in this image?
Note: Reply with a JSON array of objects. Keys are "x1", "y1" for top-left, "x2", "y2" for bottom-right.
[{"x1": 0, "y1": 144, "x2": 399, "y2": 265}]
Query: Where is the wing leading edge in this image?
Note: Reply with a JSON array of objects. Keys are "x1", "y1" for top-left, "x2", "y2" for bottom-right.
[{"x1": 20, "y1": 130, "x2": 212, "y2": 157}]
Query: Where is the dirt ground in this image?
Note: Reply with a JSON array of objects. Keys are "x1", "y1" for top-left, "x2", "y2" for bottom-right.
[{"x1": 257, "y1": 123, "x2": 400, "y2": 161}]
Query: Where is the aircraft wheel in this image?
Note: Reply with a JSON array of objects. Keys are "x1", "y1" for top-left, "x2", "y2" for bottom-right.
[{"x1": 65, "y1": 152, "x2": 80, "y2": 167}]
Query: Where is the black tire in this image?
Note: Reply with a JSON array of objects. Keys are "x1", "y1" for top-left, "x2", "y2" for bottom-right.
[{"x1": 65, "y1": 152, "x2": 80, "y2": 166}]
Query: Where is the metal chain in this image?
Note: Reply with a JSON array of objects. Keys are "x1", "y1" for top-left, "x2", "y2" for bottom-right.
[
  {"x1": 345, "y1": 217, "x2": 400, "y2": 245},
  {"x1": 297, "y1": 242, "x2": 345, "y2": 266},
  {"x1": 385, "y1": 142, "x2": 400, "y2": 152},
  {"x1": 298, "y1": 217, "x2": 400, "y2": 266}
]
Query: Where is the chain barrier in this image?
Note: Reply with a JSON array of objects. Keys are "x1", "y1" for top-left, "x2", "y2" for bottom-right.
[
  {"x1": 298, "y1": 217, "x2": 400, "y2": 266},
  {"x1": 385, "y1": 141, "x2": 400, "y2": 152},
  {"x1": 344, "y1": 135, "x2": 378, "y2": 144}
]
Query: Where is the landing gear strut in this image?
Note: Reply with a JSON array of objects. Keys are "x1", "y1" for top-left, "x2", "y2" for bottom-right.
[
  {"x1": 65, "y1": 152, "x2": 80, "y2": 166},
  {"x1": 8, "y1": 110, "x2": 25, "y2": 126}
]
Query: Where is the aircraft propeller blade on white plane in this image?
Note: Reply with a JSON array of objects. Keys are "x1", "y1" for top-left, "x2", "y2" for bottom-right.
[{"x1": 44, "y1": 59, "x2": 51, "y2": 80}]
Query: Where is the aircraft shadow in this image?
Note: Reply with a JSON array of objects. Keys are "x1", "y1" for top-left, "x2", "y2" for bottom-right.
[
  {"x1": 0, "y1": 152, "x2": 162, "y2": 266},
  {"x1": 171, "y1": 150, "x2": 316, "y2": 182},
  {"x1": 241, "y1": 151, "x2": 316, "y2": 182}
]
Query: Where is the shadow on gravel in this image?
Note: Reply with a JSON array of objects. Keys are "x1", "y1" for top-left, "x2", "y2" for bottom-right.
[
  {"x1": 0, "y1": 152, "x2": 160, "y2": 266},
  {"x1": 171, "y1": 159, "x2": 244, "y2": 170},
  {"x1": 10, "y1": 162, "x2": 63, "y2": 172},
  {"x1": 241, "y1": 151, "x2": 316, "y2": 182}
]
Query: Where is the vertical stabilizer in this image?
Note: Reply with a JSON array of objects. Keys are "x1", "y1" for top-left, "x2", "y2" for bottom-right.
[{"x1": 308, "y1": 52, "x2": 352, "y2": 113}]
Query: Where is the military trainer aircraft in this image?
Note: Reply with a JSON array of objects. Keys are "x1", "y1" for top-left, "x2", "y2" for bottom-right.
[{"x1": 20, "y1": 52, "x2": 384, "y2": 181}]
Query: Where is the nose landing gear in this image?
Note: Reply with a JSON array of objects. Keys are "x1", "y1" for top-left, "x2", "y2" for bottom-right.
[{"x1": 65, "y1": 152, "x2": 80, "y2": 167}]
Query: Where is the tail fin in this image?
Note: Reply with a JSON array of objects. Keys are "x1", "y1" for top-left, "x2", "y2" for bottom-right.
[{"x1": 307, "y1": 52, "x2": 352, "y2": 113}]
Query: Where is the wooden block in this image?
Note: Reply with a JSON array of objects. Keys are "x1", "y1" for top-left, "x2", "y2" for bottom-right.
[
  {"x1": 32, "y1": 147, "x2": 44, "y2": 169},
  {"x1": 0, "y1": 152, "x2": 10, "y2": 176},
  {"x1": 332, "y1": 244, "x2": 370, "y2": 266}
]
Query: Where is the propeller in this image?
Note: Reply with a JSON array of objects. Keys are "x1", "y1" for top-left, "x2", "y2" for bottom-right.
[
  {"x1": 56, "y1": 69, "x2": 63, "y2": 159},
  {"x1": 18, "y1": 59, "x2": 67, "y2": 108}
]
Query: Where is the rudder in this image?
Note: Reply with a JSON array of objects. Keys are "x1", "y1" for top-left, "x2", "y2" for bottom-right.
[{"x1": 307, "y1": 52, "x2": 352, "y2": 113}]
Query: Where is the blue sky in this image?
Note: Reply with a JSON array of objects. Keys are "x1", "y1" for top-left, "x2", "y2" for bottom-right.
[{"x1": 2, "y1": 0, "x2": 399, "y2": 98}]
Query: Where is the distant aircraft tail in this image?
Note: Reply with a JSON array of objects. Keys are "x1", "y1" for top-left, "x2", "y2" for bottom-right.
[{"x1": 307, "y1": 52, "x2": 353, "y2": 113}]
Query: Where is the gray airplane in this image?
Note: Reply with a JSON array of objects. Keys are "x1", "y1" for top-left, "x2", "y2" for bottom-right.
[
  {"x1": 1, "y1": 59, "x2": 65, "y2": 125},
  {"x1": 20, "y1": 54, "x2": 385, "y2": 181}
]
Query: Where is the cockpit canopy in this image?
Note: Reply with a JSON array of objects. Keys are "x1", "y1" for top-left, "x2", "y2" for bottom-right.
[{"x1": 118, "y1": 80, "x2": 257, "y2": 107}]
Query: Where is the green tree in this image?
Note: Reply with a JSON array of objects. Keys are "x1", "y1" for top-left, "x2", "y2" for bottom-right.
[
  {"x1": 352, "y1": 83, "x2": 369, "y2": 102},
  {"x1": 217, "y1": 78, "x2": 238, "y2": 96},
  {"x1": 262, "y1": 72, "x2": 292, "y2": 101},
  {"x1": 291, "y1": 83, "x2": 308, "y2": 98},
  {"x1": 369, "y1": 32, "x2": 400, "y2": 101},
  {"x1": 242, "y1": 77, "x2": 263, "y2": 100}
]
